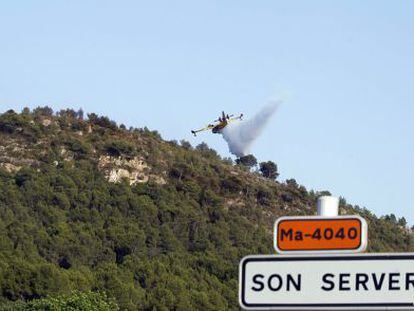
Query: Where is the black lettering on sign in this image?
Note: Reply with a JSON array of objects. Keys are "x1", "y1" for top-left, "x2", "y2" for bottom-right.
[
  {"x1": 286, "y1": 274, "x2": 301, "y2": 291},
  {"x1": 324, "y1": 228, "x2": 334, "y2": 240},
  {"x1": 294, "y1": 231, "x2": 303, "y2": 241},
  {"x1": 321, "y1": 274, "x2": 335, "y2": 291},
  {"x1": 254, "y1": 274, "x2": 302, "y2": 292},
  {"x1": 339, "y1": 273, "x2": 351, "y2": 291},
  {"x1": 335, "y1": 228, "x2": 345, "y2": 239},
  {"x1": 389, "y1": 273, "x2": 400, "y2": 290},
  {"x1": 355, "y1": 273, "x2": 369, "y2": 291},
  {"x1": 372, "y1": 273, "x2": 386, "y2": 290},
  {"x1": 321, "y1": 272, "x2": 414, "y2": 292},
  {"x1": 348, "y1": 227, "x2": 358, "y2": 239},
  {"x1": 312, "y1": 228, "x2": 322, "y2": 240},
  {"x1": 252, "y1": 274, "x2": 264, "y2": 292},
  {"x1": 280, "y1": 229, "x2": 293, "y2": 241},
  {"x1": 268, "y1": 274, "x2": 283, "y2": 291},
  {"x1": 406, "y1": 273, "x2": 414, "y2": 290}
]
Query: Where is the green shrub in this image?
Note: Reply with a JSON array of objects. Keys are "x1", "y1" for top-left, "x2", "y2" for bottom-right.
[
  {"x1": 103, "y1": 140, "x2": 135, "y2": 157},
  {"x1": 235, "y1": 154, "x2": 257, "y2": 169},
  {"x1": 1, "y1": 291, "x2": 119, "y2": 311},
  {"x1": 64, "y1": 138, "x2": 91, "y2": 156},
  {"x1": 259, "y1": 161, "x2": 279, "y2": 180}
]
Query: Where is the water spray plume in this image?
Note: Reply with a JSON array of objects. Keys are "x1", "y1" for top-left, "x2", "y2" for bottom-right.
[{"x1": 221, "y1": 101, "x2": 281, "y2": 157}]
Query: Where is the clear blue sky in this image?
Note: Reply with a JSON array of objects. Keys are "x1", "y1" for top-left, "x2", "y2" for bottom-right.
[{"x1": 1, "y1": 1, "x2": 413, "y2": 224}]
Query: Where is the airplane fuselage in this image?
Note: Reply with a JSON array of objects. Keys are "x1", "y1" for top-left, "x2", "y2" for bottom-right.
[{"x1": 212, "y1": 120, "x2": 228, "y2": 133}]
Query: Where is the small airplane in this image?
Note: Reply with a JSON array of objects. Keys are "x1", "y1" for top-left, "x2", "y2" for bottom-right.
[{"x1": 191, "y1": 111, "x2": 243, "y2": 136}]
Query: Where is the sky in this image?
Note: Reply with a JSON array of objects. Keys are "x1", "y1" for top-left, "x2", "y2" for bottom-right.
[{"x1": 0, "y1": 1, "x2": 413, "y2": 224}]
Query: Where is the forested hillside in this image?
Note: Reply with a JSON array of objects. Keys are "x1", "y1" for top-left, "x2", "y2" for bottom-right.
[{"x1": 0, "y1": 107, "x2": 412, "y2": 310}]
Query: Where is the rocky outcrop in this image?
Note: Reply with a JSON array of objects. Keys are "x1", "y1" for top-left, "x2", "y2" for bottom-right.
[
  {"x1": 41, "y1": 118, "x2": 53, "y2": 127},
  {"x1": 98, "y1": 155, "x2": 166, "y2": 185},
  {"x1": 0, "y1": 162, "x2": 21, "y2": 173},
  {"x1": 108, "y1": 168, "x2": 149, "y2": 184},
  {"x1": 0, "y1": 156, "x2": 40, "y2": 173}
]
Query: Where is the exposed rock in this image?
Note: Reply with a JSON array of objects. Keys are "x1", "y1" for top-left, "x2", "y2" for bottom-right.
[
  {"x1": 0, "y1": 156, "x2": 40, "y2": 168},
  {"x1": 107, "y1": 168, "x2": 150, "y2": 184},
  {"x1": 60, "y1": 148, "x2": 74, "y2": 161},
  {"x1": 12, "y1": 146, "x2": 25, "y2": 153},
  {"x1": 99, "y1": 155, "x2": 148, "y2": 170},
  {"x1": 109, "y1": 168, "x2": 129, "y2": 183},
  {"x1": 225, "y1": 198, "x2": 245, "y2": 208},
  {"x1": 0, "y1": 162, "x2": 21, "y2": 173},
  {"x1": 150, "y1": 175, "x2": 167, "y2": 185},
  {"x1": 98, "y1": 155, "x2": 164, "y2": 185},
  {"x1": 41, "y1": 118, "x2": 52, "y2": 127}
]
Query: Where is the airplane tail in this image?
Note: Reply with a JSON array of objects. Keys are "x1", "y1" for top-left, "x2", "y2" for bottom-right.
[{"x1": 191, "y1": 130, "x2": 197, "y2": 137}]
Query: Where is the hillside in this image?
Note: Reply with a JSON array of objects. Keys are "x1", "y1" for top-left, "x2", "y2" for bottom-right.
[{"x1": 0, "y1": 107, "x2": 412, "y2": 310}]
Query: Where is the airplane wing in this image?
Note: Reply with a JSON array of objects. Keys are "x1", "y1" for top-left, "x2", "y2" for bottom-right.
[
  {"x1": 191, "y1": 124, "x2": 214, "y2": 136},
  {"x1": 228, "y1": 113, "x2": 244, "y2": 123}
]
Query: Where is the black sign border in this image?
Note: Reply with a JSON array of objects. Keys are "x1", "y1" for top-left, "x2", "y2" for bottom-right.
[{"x1": 240, "y1": 254, "x2": 414, "y2": 310}]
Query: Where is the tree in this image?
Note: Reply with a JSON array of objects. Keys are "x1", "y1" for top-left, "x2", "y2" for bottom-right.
[
  {"x1": 196, "y1": 142, "x2": 218, "y2": 159},
  {"x1": 89, "y1": 115, "x2": 117, "y2": 129},
  {"x1": 104, "y1": 140, "x2": 135, "y2": 157},
  {"x1": 33, "y1": 106, "x2": 54, "y2": 117},
  {"x1": 236, "y1": 154, "x2": 257, "y2": 168},
  {"x1": 317, "y1": 190, "x2": 331, "y2": 196},
  {"x1": 58, "y1": 109, "x2": 77, "y2": 119},
  {"x1": 22, "y1": 107, "x2": 31, "y2": 115},
  {"x1": 4, "y1": 291, "x2": 120, "y2": 310},
  {"x1": 259, "y1": 161, "x2": 279, "y2": 180},
  {"x1": 180, "y1": 140, "x2": 192, "y2": 150},
  {"x1": 384, "y1": 214, "x2": 397, "y2": 224},
  {"x1": 196, "y1": 142, "x2": 209, "y2": 152},
  {"x1": 77, "y1": 108, "x2": 84, "y2": 120},
  {"x1": 398, "y1": 217, "x2": 407, "y2": 227}
]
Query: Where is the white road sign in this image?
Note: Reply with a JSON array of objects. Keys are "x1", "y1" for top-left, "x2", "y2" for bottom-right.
[{"x1": 239, "y1": 254, "x2": 414, "y2": 310}]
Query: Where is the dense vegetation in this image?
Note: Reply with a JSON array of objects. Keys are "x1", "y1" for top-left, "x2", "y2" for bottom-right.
[
  {"x1": 0, "y1": 108, "x2": 412, "y2": 310},
  {"x1": 1, "y1": 291, "x2": 118, "y2": 311}
]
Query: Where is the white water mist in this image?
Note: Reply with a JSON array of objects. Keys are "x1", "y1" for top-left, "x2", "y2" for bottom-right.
[{"x1": 221, "y1": 101, "x2": 281, "y2": 157}]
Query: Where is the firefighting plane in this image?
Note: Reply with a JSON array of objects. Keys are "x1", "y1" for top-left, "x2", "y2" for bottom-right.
[{"x1": 191, "y1": 111, "x2": 243, "y2": 136}]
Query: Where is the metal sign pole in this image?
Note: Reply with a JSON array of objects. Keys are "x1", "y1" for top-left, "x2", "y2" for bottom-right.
[{"x1": 317, "y1": 196, "x2": 339, "y2": 217}]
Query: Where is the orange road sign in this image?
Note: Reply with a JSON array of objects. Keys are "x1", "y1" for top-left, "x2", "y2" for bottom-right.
[{"x1": 274, "y1": 216, "x2": 368, "y2": 254}]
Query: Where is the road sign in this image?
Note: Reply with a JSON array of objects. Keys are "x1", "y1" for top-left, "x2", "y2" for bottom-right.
[
  {"x1": 274, "y1": 216, "x2": 368, "y2": 254},
  {"x1": 239, "y1": 254, "x2": 414, "y2": 310}
]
